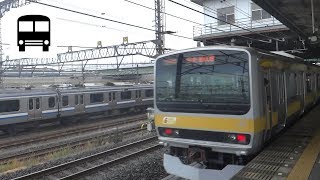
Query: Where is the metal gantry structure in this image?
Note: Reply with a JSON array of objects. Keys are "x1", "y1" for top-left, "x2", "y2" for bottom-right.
[
  {"x1": 3, "y1": 40, "x2": 158, "y2": 69},
  {"x1": 0, "y1": 0, "x2": 167, "y2": 87}
]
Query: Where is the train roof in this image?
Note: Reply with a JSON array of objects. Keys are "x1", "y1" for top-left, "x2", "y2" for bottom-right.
[{"x1": 158, "y1": 45, "x2": 319, "y2": 68}]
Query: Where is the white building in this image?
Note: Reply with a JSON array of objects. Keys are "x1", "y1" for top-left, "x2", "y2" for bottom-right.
[{"x1": 191, "y1": 0, "x2": 291, "y2": 49}]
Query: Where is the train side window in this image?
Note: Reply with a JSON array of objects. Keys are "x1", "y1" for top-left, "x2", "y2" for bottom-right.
[
  {"x1": 287, "y1": 73, "x2": 297, "y2": 100},
  {"x1": 90, "y1": 93, "x2": 104, "y2": 103},
  {"x1": 29, "y1": 99, "x2": 33, "y2": 110},
  {"x1": 75, "y1": 95, "x2": 79, "y2": 105},
  {"x1": 0, "y1": 100, "x2": 20, "y2": 113},
  {"x1": 317, "y1": 74, "x2": 320, "y2": 90},
  {"x1": 80, "y1": 95, "x2": 84, "y2": 104},
  {"x1": 145, "y1": 89, "x2": 153, "y2": 97},
  {"x1": 109, "y1": 93, "x2": 112, "y2": 101},
  {"x1": 48, "y1": 97, "x2": 55, "y2": 108},
  {"x1": 121, "y1": 91, "x2": 132, "y2": 100},
  {"x1": 62, "y1": 96, "x2": 69, "y2": 107},
  {"x1": 306, "y1": 73, "x2": 312, "y2": 93},
  {"x1": 136, "y1": 90, "x2": 141, "y2": 98},
  {"x1": 36, "y1": 98, "x2": 40, "y2": 109}
]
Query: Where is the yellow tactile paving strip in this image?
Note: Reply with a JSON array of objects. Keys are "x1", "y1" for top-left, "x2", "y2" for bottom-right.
[{"x1": 287, "y1": 128, "x2": 320, "y2": 180}]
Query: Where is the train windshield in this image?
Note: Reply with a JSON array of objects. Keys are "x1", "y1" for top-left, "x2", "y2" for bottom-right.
[{"x1": 155, "y1": 49, "x2": 250, "y2": 115}]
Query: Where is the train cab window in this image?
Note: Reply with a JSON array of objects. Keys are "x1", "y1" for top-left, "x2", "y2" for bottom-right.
[
  {"x1": 80, "y1": 95, "x2": 84, "y2": 104},
  {"x1": 62, "y1": 96, "x2": 69, "y2": 107},
  {"x1": 156, "y1": 49, "x2": 250, "y2": 115},
  {"x1": 48, "y1": 97, "x2": 55, "y2": 108},
  {"x1": 29, "y1": 99, "x2": 33, "y2": 110},
  {"x1": 90, "y1": 93, "x2": 104, "y2": 103},
  {"x1": 36, "y1": 98, "x2": 40, "y2": 109},
  {"x1": 75, "y1": 95, "x2": 79, "y2": 105},
  {"x1": 121, "y1": 91, "x2": 132, "y2": 100},
  {"x1": 0, "y1": 100, "x2": 20, "y2": 113},
  {"x1": 145, "y1": 89, "x2": 153, "y2": 97}
]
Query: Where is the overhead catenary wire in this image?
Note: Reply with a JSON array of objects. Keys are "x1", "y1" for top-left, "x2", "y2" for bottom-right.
[
  {"x1": 124, "y1": 0, "x2": 271, "y2": 43},
  {"x1": 169, "y1": 0, "x2": 284, "y2": 42},
  {"x1": 57, "y1": 18, "x2": 128, "y2": 32},
  {"x1": 30, "y1": 1, "x2": 195, "y2": 42}
]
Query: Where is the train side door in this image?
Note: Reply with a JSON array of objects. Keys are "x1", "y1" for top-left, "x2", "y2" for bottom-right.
[
  {"x1": 74, "y1": 94, "x2": 85, "y2": 113},
  {"x1": 263, "y1": 71, "x2": 272, "y2": 139},
  {"x1": 277, "y1": 72, "x2": 287, "y2": 127},
  {"x1": 28, "y1": 97, "x2": 42, "y2": 120}
]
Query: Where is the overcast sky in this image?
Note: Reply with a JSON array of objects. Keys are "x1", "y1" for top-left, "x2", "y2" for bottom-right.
[{"x1": 2, "y1": 0, "x2": 203, "y2": 68}]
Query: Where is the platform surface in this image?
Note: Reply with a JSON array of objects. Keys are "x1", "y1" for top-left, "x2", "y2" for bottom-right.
[{"x1": 232, "y1": 105, "x2": 320, "y2": 180}]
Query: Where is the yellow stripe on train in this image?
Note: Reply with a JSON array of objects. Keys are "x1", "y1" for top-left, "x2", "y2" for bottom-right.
[{"x1": 155, "y1": 114, "x2": 267, "y2": 133}]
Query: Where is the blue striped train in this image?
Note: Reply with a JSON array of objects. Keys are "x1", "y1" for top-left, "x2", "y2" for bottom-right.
[{"x1": 0, "y1": 85, "x2": 153, "y2": 135}]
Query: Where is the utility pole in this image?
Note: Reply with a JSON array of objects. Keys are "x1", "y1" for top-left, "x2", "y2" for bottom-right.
[
  {"x1": 0, "y1": 19, "x2": 3, "y2": 88},
  {"x1": 155, "y1": 0, "x2": 165, "y2": 55}
]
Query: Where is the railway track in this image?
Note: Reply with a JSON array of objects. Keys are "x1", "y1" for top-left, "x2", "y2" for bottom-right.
[
  {"x1": 0, "y1": 122, "x2": 147, "y2": 166},
  {"x1": 0, "y1": 114, "x2": 146, "y2": 151},
  {"x1": 12, "y1": 136, "x2": 160, "y2": 180}
]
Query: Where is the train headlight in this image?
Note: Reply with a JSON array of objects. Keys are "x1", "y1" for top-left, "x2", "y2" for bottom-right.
[
  {"x1": 227, "y1": 134, "x2": 237, "y2": 141},
  {"x1": 236, "y1": 134, "x2": 247, "y2": 143},
  {"x1": 44, "y1": 40, "x2": 49, "y2": 45},
  {"x1": 160, "y1": 128, "x2": 179, "y2": 137},
  {"x1": 164, "y1": 128, "x2": 173, "y2": 135},
  {"x1": 225, "y1": 133, "x2": 250, "y2": 144},
  {"x1": 19, "y1": 40, "x2": 24, "y2": 45}
]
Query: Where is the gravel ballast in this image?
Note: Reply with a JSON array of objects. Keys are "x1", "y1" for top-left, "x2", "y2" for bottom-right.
[{"x1": 0, "y1": 132, "x2": 168, "y2": 180}]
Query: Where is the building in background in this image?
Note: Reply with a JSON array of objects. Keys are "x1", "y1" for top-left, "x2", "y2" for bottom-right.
[{"x1": 191, "y1": 0, "x2": 305, "y2": 52}]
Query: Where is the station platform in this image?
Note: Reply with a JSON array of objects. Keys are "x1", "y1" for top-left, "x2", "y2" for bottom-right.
[{"x1": 232, "y1": 105, "x2": 320, "y2": 180}]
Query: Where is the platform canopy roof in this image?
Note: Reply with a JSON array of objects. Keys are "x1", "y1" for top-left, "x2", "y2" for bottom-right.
[{"x1": 252, "y1": 0, "x2": 320, "y2": 48}]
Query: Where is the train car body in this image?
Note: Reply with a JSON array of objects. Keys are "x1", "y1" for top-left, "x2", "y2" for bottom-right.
[
  {"x1": 154, "y1": 46, "x2": 320, "y2": 179},
  {"x1": 0, "y1": 85, "x2": 153, "y2": 134}
]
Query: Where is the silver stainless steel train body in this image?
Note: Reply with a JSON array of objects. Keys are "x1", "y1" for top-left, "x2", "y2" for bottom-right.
[
  {"x1": 154, "y1": 46, "x2": 320, "y2": 179},
  {"x1": 0, "y1": 85, "x2": 153, "y2": 130}
]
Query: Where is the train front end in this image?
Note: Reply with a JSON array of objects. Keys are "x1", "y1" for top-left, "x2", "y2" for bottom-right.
[{"x1": 154, "y1": 47, "x2": 263, "y2": 179}]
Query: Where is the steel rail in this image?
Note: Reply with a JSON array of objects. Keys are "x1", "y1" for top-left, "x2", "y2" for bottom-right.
[{"x1": 12, "y1": 136, "x2": 158, "y2": 180}]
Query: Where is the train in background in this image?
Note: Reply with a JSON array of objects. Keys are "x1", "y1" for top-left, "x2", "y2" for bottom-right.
[
  {"x1": 0, "y1": 85, "x2": 153, "y2": 135},
  {"x1": 153, "y1": 46, "x2": 320, "y2": 179}
]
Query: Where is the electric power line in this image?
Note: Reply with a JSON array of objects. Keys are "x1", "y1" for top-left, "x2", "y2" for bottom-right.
[
  {"x1": 31, "y1": 1, "x2": 195, "y2": 42},
  {"x1": 57, "y1": 18, "x2": 127, "y2": 32}
]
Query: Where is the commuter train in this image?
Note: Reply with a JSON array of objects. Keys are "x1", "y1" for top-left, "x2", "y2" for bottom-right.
[
  {"x1": 0, "y1": 85, "x2": 153, "y2": 135},
  {"x1": 154, "y1": 46, "x2": 320, "y2": 178}
]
